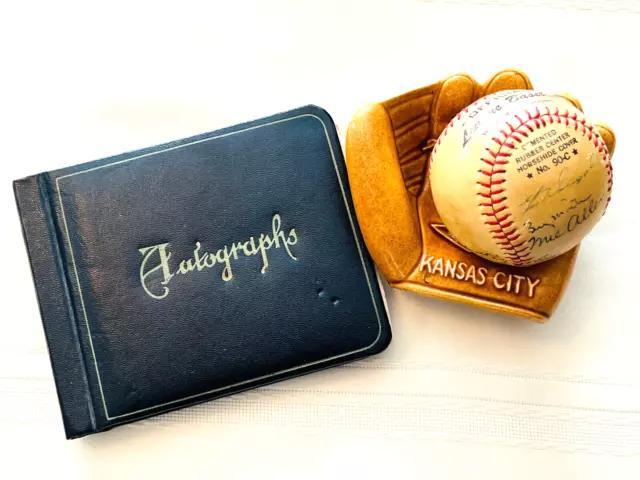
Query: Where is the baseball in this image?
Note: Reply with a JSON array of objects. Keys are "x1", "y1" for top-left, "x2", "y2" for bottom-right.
[{"x1": 429, "y1": 90, "x2": 613, "y2": 267}]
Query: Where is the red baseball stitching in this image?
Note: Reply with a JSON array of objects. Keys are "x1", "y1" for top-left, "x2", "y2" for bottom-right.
[{"x1": 477, "y1": 105, "x2": 613, "y2": 266}]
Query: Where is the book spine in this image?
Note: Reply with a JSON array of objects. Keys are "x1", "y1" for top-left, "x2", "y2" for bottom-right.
[{"x1": 14, "y1": 174, "x2": 96, "y2": 438}]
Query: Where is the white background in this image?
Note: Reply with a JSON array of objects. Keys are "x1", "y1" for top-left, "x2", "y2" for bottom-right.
[{"x1": 1, "y1": 0, "x2": 639, "y2": 478}]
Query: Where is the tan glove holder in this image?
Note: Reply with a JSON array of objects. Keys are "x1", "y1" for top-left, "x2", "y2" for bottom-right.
[{"x1": 345, "y1": 69, "x2": 615, "y2": 322}]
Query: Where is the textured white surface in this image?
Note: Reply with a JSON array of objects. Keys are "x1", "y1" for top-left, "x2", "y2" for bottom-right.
[{"x1": 1, "y1": 0, "x2": 639, "y2": 478}]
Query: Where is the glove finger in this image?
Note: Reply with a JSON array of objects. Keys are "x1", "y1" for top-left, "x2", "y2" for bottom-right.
[
  {"x1": 481, "y1": 68, "x2": 533, "y2": 96},
  {"x1": 345, "y1": 103, "x2": 423, "y2": 281},
  {"x1": 548, "y1": 91, "x2": 584, "y2": 111},
  {"x1": 594, "y1": 122, "x2": 616, "y2": 156},
  {"x1": 430, "y1": 74, "x2": 478, "y2": 142},
  {"x1": 538, "y1": 93, "x2": 614, "y2": 156}
]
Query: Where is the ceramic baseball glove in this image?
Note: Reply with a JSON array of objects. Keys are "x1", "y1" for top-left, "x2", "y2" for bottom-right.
[{"x1": 345, "y1": 69, "x2": 615, "y2": 321}]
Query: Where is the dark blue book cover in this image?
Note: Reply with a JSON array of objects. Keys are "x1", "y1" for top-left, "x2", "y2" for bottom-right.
[{"x1": 13, "y1": 105, "x2": 391, "y2": 439}]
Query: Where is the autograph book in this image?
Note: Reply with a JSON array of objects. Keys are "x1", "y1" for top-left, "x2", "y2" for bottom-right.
[{"x1": 13, "y1": 105, "x2": 391, "y2": 438}]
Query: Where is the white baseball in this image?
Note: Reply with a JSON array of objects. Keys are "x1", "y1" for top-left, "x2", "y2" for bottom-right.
[{"x1": 429, "y1": 90, "x2": 613, "y2": 267}]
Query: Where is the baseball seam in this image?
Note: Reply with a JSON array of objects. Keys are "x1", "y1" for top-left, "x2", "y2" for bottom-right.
[{"x1": 477, "y1": 106, "x2": 613, "y2": 266}]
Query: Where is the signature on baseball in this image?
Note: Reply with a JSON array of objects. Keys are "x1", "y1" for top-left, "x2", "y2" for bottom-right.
[
  {"x1": 519, "y1": 153, "x2": 596, "y2": 214},
  {"x1": 525, "y1": 192, "x2": 605, "y2": 250}
]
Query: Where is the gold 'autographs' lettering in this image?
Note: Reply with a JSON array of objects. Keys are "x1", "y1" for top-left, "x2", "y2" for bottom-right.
[
  {"x1": 138, "y1": 243, "x2": 173, "y2": 300},
  {"x1": 139, "y1": 214, "x2": 298, "y2": 300}
]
